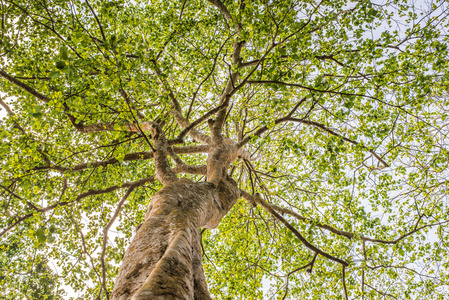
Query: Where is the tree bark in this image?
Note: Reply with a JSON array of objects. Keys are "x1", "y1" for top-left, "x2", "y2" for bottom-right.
[{"x1": 111, "y1": 178, "x2": 239, "y2": 300}]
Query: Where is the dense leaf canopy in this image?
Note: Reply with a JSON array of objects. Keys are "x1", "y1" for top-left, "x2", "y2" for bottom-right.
[{"x1": 1, "y1": 0, "x2": 449, "y2": 299}]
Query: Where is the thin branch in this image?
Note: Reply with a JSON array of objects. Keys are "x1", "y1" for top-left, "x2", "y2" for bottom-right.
[
  {"x1": 0, "y1": 95, "x2": 13, "y2": 115},
  {"x1": 263, "y1": 198, "x2": 354, "y2": 240},
  {"x1": 0, "y1": 69, "x2": 151, "y2": 135},
  {"x1": 364, "y1": 283, "x2": 398, "y2": 299},
  {"x1": 361, "y1": 220, "x2": 449, "y2": 245},
  {"x1": 0, "y1": 184, "x2": 40, "y2": 212},
  {"x1": 237, "y1": 97, "x2": 307, "y2": 148},
  {"x1": 282, "y1": 252, "x2": 318, "y2": 300},
  {"x1": 7, "y1": 1, "x2": 84, "y2": 60},
  {"x1": 247, "y1": 79, "x2": 426, "y2": 123},
  {"x1": 170, "y1": 102, "x2": 228, "y2": 145},
  {"x1": 342, "y1": 266, "x2": 348, "y2": 300},
  {"x1": 211, "y1": 40, "x2": 245, "y2": 145},
  {"x1": 152, "y1": 60, "x2": 211, "y2": 144},
  {"x1": 0, "y1": 94, "x2": 52, "y2": 164},
  {"x1": 151, "y1": 61, "x2": 182, "y2": 112},
  {"x1": 0, "y1": 68, "x2": 50, "y2": 102},
  {"x1": 0, "y1": 176, "x2": 155, "y2": 237},
  {"x1": 100, "y1": 187, "x2": 135, "y2": 300},
  {"x1": 119, "y1": 88, "x2": 156, "y2": 152},
  {"x1": 186, "y1": 36, "x2": 230, "y2": 120},
  {"x1": 287, "y1": 118, "x2": 389, "y2": 168},
  {"x1": 67, "y1": 211, "x2": 103, "y2": 298},
  {"x1": 240, "y1": 190, "x2": 349, "y2": 266},
  {"x1": 34, "y1": 145, "x2": 210, "y2": 172},
  {"x1": 206, "y1": 0, "x2": 241, "y2": 33},
  {"x1": 248, "y1": 193, "x2": 449, "y2": 246},
  {"x1": 74, "y1": 120, "x2": 153, "y2": 133},
  {"x1": 179, "y1": 0, "x2": 188, "y2": 19},
  {"x1": 85, "y1": 0, "x2": 106, "y2": 41}
]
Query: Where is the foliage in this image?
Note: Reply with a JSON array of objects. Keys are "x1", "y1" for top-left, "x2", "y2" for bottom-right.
[
  {"x1": 0, "y1": 0, "x2": 448, "y2": 299},
  {"x1": 1, "y1": 232, "x2": 63, "y2": 299}
]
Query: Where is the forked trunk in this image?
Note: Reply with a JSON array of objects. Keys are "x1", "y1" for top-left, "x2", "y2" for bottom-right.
[{"x1": 111, "y1": 178, "x2": 239, "y2": 300}]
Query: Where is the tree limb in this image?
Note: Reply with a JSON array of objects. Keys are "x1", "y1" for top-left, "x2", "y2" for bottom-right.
[
  {"x1": 211, "y1": 40, "x2": 245, "y2": 145},
  {"x1": 186, "y1": 36, "x2": 230, "y2": 120},
  {"x1": 149, "y1": 123, "x2": 179, "y2": 185},
  {"x1": 261, "y1": 197, "x2": 354, "y2": 240},
  {"x1": 0, "y1": 68, "x2": 50, "y2": 102},
  {"x1": 0, "y1": 94, "x2": 52, "y2": 165},
  {"x1": 0, "y1": 176, "x2": 155, "y2": 237},
  {"x1": 247, "y1": 79, "x2": 427, "y2": 123},
  {"x1": 287, "y1": 118, "x2": 389, "y2": 168},
  {"x1": 152, "y1": 60, "x2": 211, "y2": 144},
  {"x1": 85, "y1": 0, "x2": 107, "y2": 41},
  {"x1": 246, "y1": 192, "x2": 449, "y2": 246},
  {"x1": 74, "y1": 120, "x2": 154, "y2": 133},
  {"x1": 0, "y1": 95, "x2": 14, "y2": 115},
  {"x1": 0, "y1": 68, "x2": 154, "y2": 134},
  {"x1": 170, "y1": 102, "x2": 228, "y2": 145},
  {"x1": 206, "y1": 0, "x2": 241, "y2": 33},
  {"x1": 101, "y1": 187, "x2": 135, "y2": 300},
  {"x1": 236, "y1": 97, "x2": 307, "y2": 148},
  {"x1": 282, "y1": 252, "x2": 318, "y2": 300},
  {"x1": 240, "y1": 190, "x2": 349, "y2": 266},
  {"x1": 34, "y1": 145, "x2": 210, "y2": 173}
]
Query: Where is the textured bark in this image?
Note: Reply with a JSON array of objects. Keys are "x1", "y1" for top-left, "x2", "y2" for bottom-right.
[{"x1": 111, "y1": 178, "x2": 239, "y2": 300}]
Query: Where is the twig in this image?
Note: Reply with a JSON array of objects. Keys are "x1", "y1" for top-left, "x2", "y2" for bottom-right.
[{"x1": 342, "y1": 266, "x2": 348, "y2": 300}]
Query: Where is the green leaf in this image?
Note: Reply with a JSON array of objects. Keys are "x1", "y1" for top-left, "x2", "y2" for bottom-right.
[
  {"x1": 55, "y1": 61, "x2": 65, "y2": 70},
  {"x1": 49, "y1": 71, "x2": 60, "y2": 79},
  {"x1": 60, "y1": 46, "x2": 68, "y2": 60},
  {"x1": 35, "y1": 228, "x2": 47, "y2": 244},
  {"x1": 32, "y1": 112, "x2": 43, "y2": 119},
  {"x1": 2, "y1": 1, "x2": 448, "y2": 298},
  {"x1": 343, "y1": 100, "x2": 354, "y2": 109},
  {"x1": 67, "y1": 68, "x2": 74, "y2": 81}
]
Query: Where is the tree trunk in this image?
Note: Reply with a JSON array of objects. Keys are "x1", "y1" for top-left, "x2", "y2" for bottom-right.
[{"x1": 111, "y1": 178, "x2": 239, "y2": 300}]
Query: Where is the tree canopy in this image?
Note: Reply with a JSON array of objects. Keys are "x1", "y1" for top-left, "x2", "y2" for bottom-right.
[{"x1": 1, "y1": 0, "x2": 449, "y2": 299}]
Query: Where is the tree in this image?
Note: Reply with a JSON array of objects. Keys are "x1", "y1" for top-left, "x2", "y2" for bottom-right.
[{"x1": 0, "y1": 0, "x2": 448, "y2": 298}]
